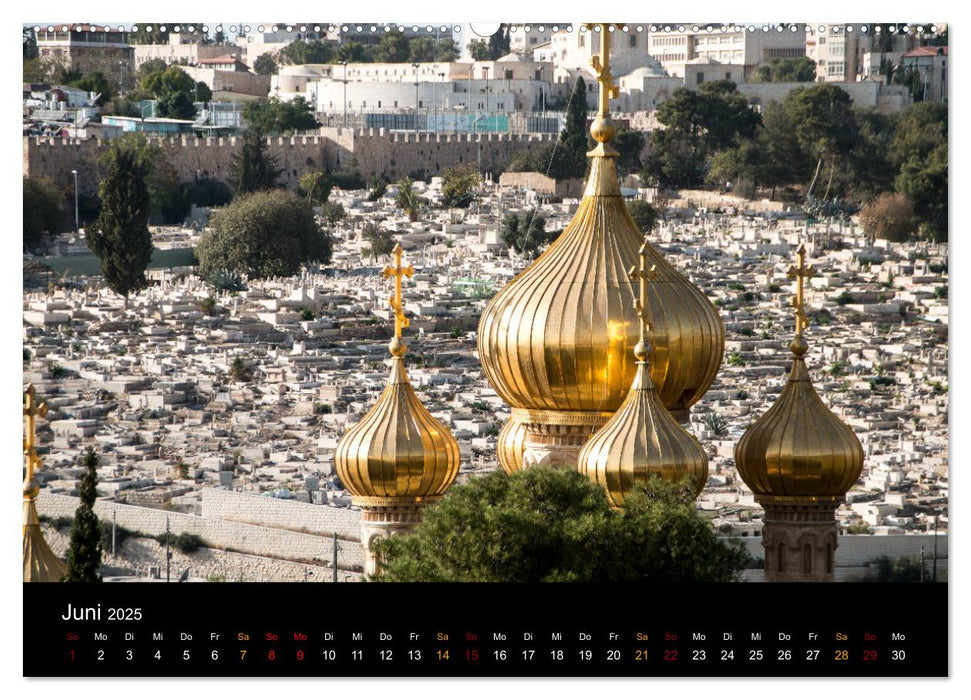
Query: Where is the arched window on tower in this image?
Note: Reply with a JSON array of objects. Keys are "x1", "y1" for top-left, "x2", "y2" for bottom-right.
[
  {"x1": 777, "y1": 543, "x2": 784, "y2": 573},
  {"x1": 827, "y1": 543, "x2": 834, "y2": 574},
  {"x1": 803, "y1": 544, "x2": 813, "y2": 575}
]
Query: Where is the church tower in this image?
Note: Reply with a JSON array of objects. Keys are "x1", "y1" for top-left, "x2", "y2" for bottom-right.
[
  {"x1": 735, "y1": 246, "x2": 864, "y2": 582},
  {"x1": 477, "y1": 23, "x2": 724, "y2": 473},
  {"x1": 23, "y1": 384, "x2": 67, "y2": 582},
  {"x1": 334, "y1": 245, "x2": 461, "y2": 577},
  {"x1": 578, "y1": 240, "x2": 709, "y2": 505}
]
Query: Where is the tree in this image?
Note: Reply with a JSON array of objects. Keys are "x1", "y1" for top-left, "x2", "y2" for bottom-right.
[
  {"x1": 442, "y1": 164, "x2": 481, "y2": 208},
  {"x1": 889, "y1": 103, "x2": 948, "y2": 241},
  {"x1": 613, "y1": 127, "x2": 646, "y2": 177},
  {"x1": 627, "y1": 200, "x2": 660, "y2": 234},
  {"x1": 230, "y1": 131, "x2": 283, "y2": 194},
  {"x1": 335, "y1": 42, "x2": 370, "y2": 63},
  {"x1": 362, "y1": 223, "x2": 396, "y2": 258},
  {"x1": 320, "y1": 201, "x2": 346, "y2": 226},
  {"x1": 373, "y1": 33, "x2": 410, "y2": 63},
  {"x1": 367, "y1": 176, "x2": 388, "y2": 202},
  {"x1": 253, "y1": 54, "x2": 278, "y2": 76},
  {"x1": 468, "y1": 39, "x2": 492, "y2": 61},
  {"x1": 753, "y1": 57, "x2": 817, "y2": 83},
  {"x1": 88, "y1": 136, "x2": 154, "y2": 299},
  {"x1": 140, "y1": 65, "x2": 198, "y2": 119},
  {"x1": 136, "y1": 58, "x2": 168, "y2": 80},
  {"x1": 63, "y1": 448, "x2": 103, "y2": 582},
  {"x1": 279, "y1": 39, "x2": 334, "y2": 65},
  {"x1": 68, "y1": 71, "x2": 113, "y2": 105},
  {"x1": 180, "y1": 177, "x2": 233, "y2": 208},
  {"x1": 785, "y1": 84, "x2": 859, "y2": 198},
  {"x1": 488, "y1": 25, "x2": 511, "y2": 60},
  {"x1": 500, "y1": 212, "x2": 554, "y2": 258},
  {"x1": 859, "y1": 193, "x2": 917, "y2": 243},
  {"x1": 299, "y1": 171, "x2": 332, "y2": 207},
  {"x1": 23, "y1": 176, "x2": 66, "y2": 252},
  {"x1": 196, "y1": 190, "x2": 332, "y2": 278},
  {"x1": 644, "y1": 82, "x2": 761, "y2": 189},
  {"x1": 195, "y1": 81, "x2": 212, "y2": 103},
  {"x1": 396, "y1": 178, "x2": 422, "y2": 222},
  {"x1": 371, "y1": 467, "x2": 750, "y2": 582},
  {"x1": 243, "y1": 97, "x2": 318, "y2": 135},
  {"x1": 229, "y1": 355, "x2": 253, "y2": 382}
]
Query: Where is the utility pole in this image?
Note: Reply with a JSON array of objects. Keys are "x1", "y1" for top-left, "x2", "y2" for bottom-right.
[
  {"x1": 71, "y1": 169, "x2": 79, "y2": 234},
  {"x1": 932, "y1": 512, "x2": 939, "y2": 582},
  {"x1": 919, "y1": 544, "x2": 924, "y2": 582},
  {"x1": 412, "y1": 62, "x2": 420, "y2": 135},
  {"x1": 332, "y1": 532, "x2": 338, "y2": 583},
  {"x1": 112, "y1": 509, "x2": 117, "y2": 558},
  {"x1": 165, "y1": 515, "x2": 171, "y2": 583},
  {"x1": 341, "y1": 60, "x2": 348, "y2": 128}
]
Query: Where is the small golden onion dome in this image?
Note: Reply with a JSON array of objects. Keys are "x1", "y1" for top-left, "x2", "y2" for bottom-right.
[
  {"x1": 334, "y1": 357, "x2": 460, "y2": 502},
  {"x1": 334, "y1": 244, "x2": 460, "y2": 504},
  {"x1": 735, "y1": 246, "x2": 863, "y2": 504},
  {"x1": 577, "y1": 245, "x2": 709, "y2": 506},
  {"x1": 496, "y1": 414, "x2": 528, "y2": 473},
  {"x1": 734, "y1": 342, "x2": 864, "y2": 503}
]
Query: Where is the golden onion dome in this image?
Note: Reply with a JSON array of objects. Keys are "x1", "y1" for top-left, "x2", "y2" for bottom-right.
[
  {"x1": 578, "y1": 243, "x2": 708, "y2": 505},
  {"x1": 734, "y1": 246, "x2": 864, "y2": 503},
  {"x1": 334, "y1": 246, "x2": 460, "y2": 504},
  {"x1": 477, "y1": 30, "x2": 723, "y2": 453}
]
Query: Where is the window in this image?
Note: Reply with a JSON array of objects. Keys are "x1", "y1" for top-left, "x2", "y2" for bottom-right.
[
  {"x1": 629, "y1": 35, "x2": 637, "y2": 48},
  {"x1": 725, "y1": 71, "x2": 732, "y2": 80},
  {"x1": 803, "y1": 544, "x2": 813, "y2": 574},
  {"x1": 696, "y1": 72, "x2": 704, "y2": 84}
]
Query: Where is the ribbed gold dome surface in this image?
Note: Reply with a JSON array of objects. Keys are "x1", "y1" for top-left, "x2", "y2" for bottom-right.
[
  {"x1": 734, "y1": 347, "x2": 864, "y2": 503},
  {"x1": 24, "y1": 498, "x2": 67, "y2": 582},
  {"x1": 477, "y1": 30, "x2": 723, "y2": 462},
  {"x1": 478, "y1": 156, "x2": 724, "y2": 417},
  {"x1": 578, "y1": 363, "x2": 709, "y2": 506},
  {"x1": 735, "y1": 246, "x2": 863, "y2": 504},
  {"x1": 334, "y1": 244, "x2": 460, "y2": 504},
  {"x1": 335, "y1": 357, "x2": 460, "y2": 502}
]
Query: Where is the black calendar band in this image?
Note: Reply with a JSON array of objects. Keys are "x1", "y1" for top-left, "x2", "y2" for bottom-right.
[{"x1": 24, "y1": 582, "x2": 948, "y2": 678}]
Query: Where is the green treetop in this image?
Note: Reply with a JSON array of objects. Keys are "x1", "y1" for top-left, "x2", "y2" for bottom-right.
[{"x1": 371, "y1": 467, "x2": 750, "y2": 583}]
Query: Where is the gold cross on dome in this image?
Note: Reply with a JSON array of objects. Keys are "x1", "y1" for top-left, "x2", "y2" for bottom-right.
[
  {"x1": 628, "y1": 243, "x2": 659, "y2": 343},
  {"x1": 382, "y1": 243, "x2": 414, "y2": 339},
  {"x1": 23, "y1": 384, "x2": 47, "y2": 485},
  {"x1": 585, "y1": 23, "x2": 620, "y2": 118},
  {"x1": 787, "y1": 243, "x2": 815, "y2": 336}
]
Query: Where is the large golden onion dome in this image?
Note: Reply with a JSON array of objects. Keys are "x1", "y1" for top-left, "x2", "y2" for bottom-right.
[
  {"x1": 334, "y1": 246, "x2": 460, "y2": 507},
  {"x1": 478, "y1": 24, "x2": 723, "y2": 472},
  {"x1": 578, "y1": 244, "x2": 709, "y2": 505},
  {"x1": 734, "y1": 246, "x2": 864, "y2": 505}
]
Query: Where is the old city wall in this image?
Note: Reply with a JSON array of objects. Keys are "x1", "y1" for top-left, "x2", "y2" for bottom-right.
[
  {"x1": 24, "y1": 129, "x2": 558, "y2": 196},
  {"x1": 36, "y1": 490, "x2": 364, "y2": 571},
  {"x1": 200, "y1": 487, "x2": 361, "y2": 539}
]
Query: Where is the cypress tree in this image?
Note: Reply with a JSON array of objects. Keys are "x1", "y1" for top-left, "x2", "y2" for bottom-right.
[
  {"x1": 88, "y1": 136, "x2": 154, "y2": 300},
  {"x1": 64, "y1": 448, "x2": 103, "y2": 583},
  {"x1": 230, "y1": 131, "x2": 283, "y2": 194}
]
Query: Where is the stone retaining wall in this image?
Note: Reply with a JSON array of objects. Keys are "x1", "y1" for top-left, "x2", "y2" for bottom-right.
[
  {"x1": 200, "y1": 488, "x2": 361, "y2": 539},
  {"x1": 36, "y1": 490, "x2": 364, "y2": 571}
]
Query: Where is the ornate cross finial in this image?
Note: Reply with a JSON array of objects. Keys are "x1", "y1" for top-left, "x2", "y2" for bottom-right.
[
  {"x1": 787, "y1": 243, "x2": 815, "y2": 336},
  {"x1": 24, "y1": 384, "x2": 47, "y2": 486},
  {"x1": 585, "y1": 23, "x2": 620, "y2": 119},
  {"x1": 628, "y1": 243, "x2": 659, "y2": 347},
  {"x1": 382, "y1": 243, "x2": 414, "y2": 340}
]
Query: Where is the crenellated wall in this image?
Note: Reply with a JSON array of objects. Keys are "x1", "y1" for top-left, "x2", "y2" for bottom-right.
[{"x1": 23, "y1": 129, "x2": 559, "y2": 195}]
